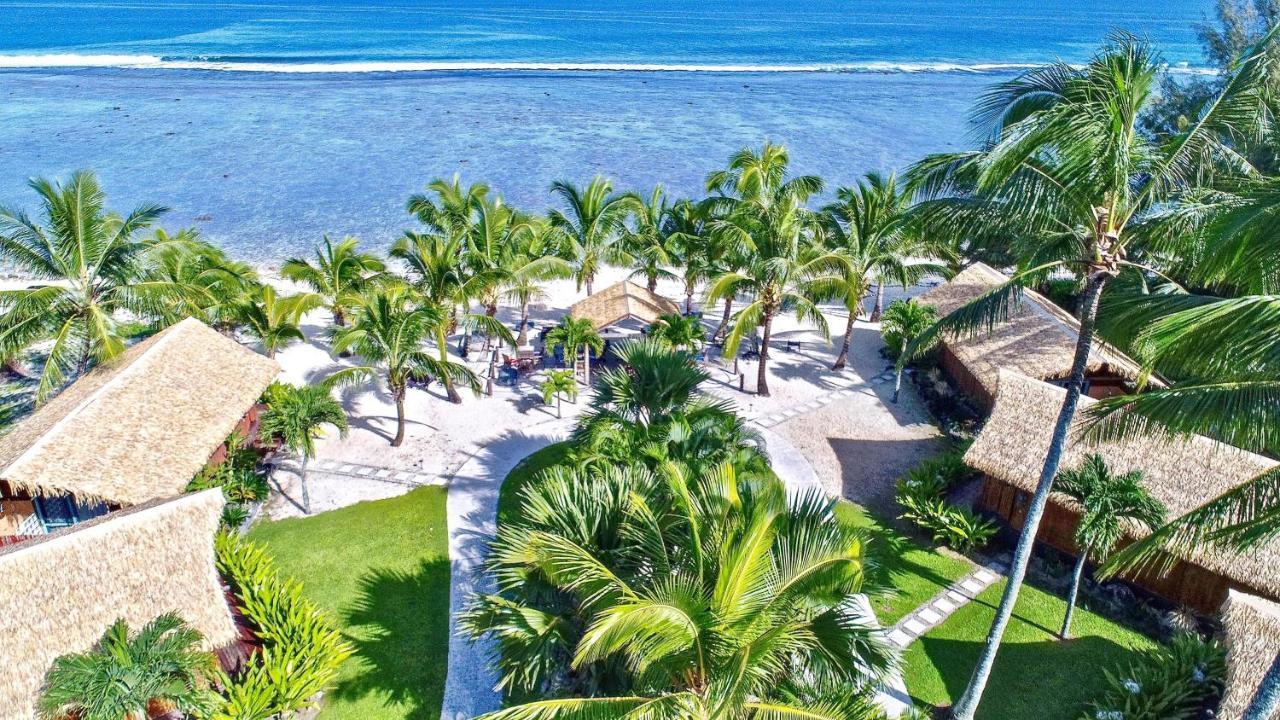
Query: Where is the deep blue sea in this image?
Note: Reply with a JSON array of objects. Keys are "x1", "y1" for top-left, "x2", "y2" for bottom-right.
[{"x1": 0, "y1": 1, "x2": 1212, "y2": 261}]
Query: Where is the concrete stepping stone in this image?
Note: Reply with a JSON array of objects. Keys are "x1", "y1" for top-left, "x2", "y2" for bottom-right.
[
  {"x1": 918, "y1": 608, "x2": 942, "y2": 624},
  {"x1": 961, "y1": 578, "x2": 986, "y2": 594},
  {"x1": 934, "y1": 597, "x2": 957, "y2": 613},
  {"x1": 903, "y1": 618, "x2": 927, "y2": 635},
  {"x1": 974, "y1": 569, "x2": 997, "y2": 583},
  {"x1": 887, "y1": 629, "x2": 911, "y2": 647}
]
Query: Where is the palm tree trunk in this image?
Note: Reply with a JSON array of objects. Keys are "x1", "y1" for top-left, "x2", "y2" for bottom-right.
[
  {"x1": 392, "y1": 386, "x2": 407, "y2": 447},
  {"x1": 648, "y1": 273, "x2": 658, "y2": 293},
  {"x1": 713, "y1": 298, "x2": 733, "y2": 341},
  {"x1": 757, "y1": 313, "x2": 774, "y2": 397},
  {"x1": 556, "y1": 395, "x2": 562, "y2": 419},
  {"x1": 951, "y1": 273, "x2": 1109, "y2": 720},
  {"x1": 869, "y1": 282, "x2": 885, "y2": 322},
  {"x1": 585, "y1": 275, "x2": 594, "y2": 296},
  {"x1": 685, "y1": 280, "x2": 695, "y2": 315},
  {"x1": 1060, "y1": 552, "x2": 1087, "y2": 639},
  {"x1": 437, "y1": 325, "x2": 462, "y2": 404},
  {"x1": 583, "y1": 346, "x2": 591, "y2": 385},
  {"x1": 299, "y1": 454, "x2": 311, "y2": 514},
  {"x1": 832, "y1": 313, "x2": 855, "y2": 370},
  {"x1": 1244, "y1": 653, "x2": 1280, "y2": 720},
  {"x1": 518, "y1": 301, "x2": 530, "y2": 346},
  {"x1": 892, "y1": 367, "x2": 904, "y2": 403},
  {"x1": 266, "y1": 346, "x2": 277, "y2": 359}
]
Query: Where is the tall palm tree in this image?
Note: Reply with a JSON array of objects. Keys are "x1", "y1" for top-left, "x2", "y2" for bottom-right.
[
  {"x1": 328, "y1": 287, "x2": 480, "y2": 445},
  {"x1": 38, "y1": 613, "x2": 218, "y2": 720},
  {"x1": 666, "y1": 198, "x2": 718, "y2": 317},
  {"x1": 391, "y1": 231, "x2": 512, "y2": 402},
  {"x1": 548, "y1": 176, "x2": 632, "y2": 296},
  {"x1": 461, "y1": 460, "x2": 893, "y2": 720},
  {"x1": 705, "y1": 144, "x2": 844, "y2": 396},
  {"x1": 544, "y1": 315, "x2": 603, "y2": 384},
  {"x1": 819, "y1": 172, "x2": 948, "y2": 370},
  {"x1": 1052, "y1": 455, "x2": 1164, "y2": 639},
  {"x1": 258, "y1": 382, "x2": 349, "y2": 514},
  {"x1": 281, "y1": 235, "x2": 385, "y2": 327},
  {"x1": 898, "y1": 30, "x2": 1280, "y2": 719},
  {"x1": 235, "y1": 285, "x2": 323, "y2": 359},
  {"x1": 407, "y1": 174, "x2": 489, "y2": 238},
  {"x1": 622, "y1": 185, "x2": 676, "y2": 293},
  {"x1": 142, "y1": 230, "x2": 259, "y2": 334},
  {"x1": 503, "y1": 218, "x2": 572, "y2": 346},
  {"x1": 0, "y1": 171, "x2": 196, "y2": 400}
]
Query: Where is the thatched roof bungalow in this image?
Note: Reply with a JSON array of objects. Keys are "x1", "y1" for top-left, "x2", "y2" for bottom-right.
[
  {"x1": 966, "y1": 371, "x2": 1279, "y2": 612},
  {"x1": 0, "y1": 489, "x2": 237, "y2": 720},
  {"x1": 917, "y1": 263, "x2": 1152, "y2": 410},
  {"x1": 569, "y1": 280, "x2": 682, "y2": 332},
  {"x1": 1219, "y1": 590, "x2": 1280, "y2": 720},
  {"x1": 0, "y1": 318, "x2": 279, "y2": 526}
]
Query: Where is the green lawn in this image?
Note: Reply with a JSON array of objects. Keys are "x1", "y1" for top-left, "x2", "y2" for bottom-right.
[
  {"x1": 903, "y1": 578, "x2": 1158, "y2": 719},
  {"x1": 496, "y1": 441, "x2": 572, "y2": 527},
  {"x1": 247, "y1": 487, "x2": 450, "y2": 720}
]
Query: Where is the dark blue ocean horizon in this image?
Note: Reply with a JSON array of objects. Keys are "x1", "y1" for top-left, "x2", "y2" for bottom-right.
[{"x1": 0, "y1": 0, "x2": 1214, "y2": 261}]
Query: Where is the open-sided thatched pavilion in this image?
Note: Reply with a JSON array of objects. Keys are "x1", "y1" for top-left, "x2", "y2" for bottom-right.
[
  {"x1": 0, "y1": 317, "x2": 279, "y2": 538},
  {"x1": 569, "y1": 280, "x2": 682, "y2": 332},
  {"x1": 0, "y1": 489, "x2": 237, "y2": 720}
]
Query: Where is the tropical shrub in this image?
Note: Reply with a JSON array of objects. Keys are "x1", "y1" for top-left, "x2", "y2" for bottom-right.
[
  {"x1": 1081, "y1": 633, "x2": 1225, "y2": 720},
  {"x1": 213, "y1": 534, "x2": 353, "y2": 720},
  {"x1": 896, "y1": 451, "x2": 995, "y2": 553},
  {"x1": 187, "y1": 432, "x2": 268, "y2": 530}
]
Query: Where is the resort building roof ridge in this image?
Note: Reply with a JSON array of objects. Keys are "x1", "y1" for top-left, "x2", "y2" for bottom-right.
[
  {"x1": 569, "y1": 279, "x2": 682, "y2": 331},
  {"x1": 1220, "y1": 590, "x2": 1280, "y2": 720}
]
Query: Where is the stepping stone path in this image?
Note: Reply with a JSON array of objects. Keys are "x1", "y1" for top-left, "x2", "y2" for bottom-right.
[
  {"x1": 751, "y1": 378, "x2": 864, "y2": 428},
  {"x1": 308, "y1": 458, "x2": 448, "y2": 487},
  {"x1": 886, "y1": 559, "x2": 1009, "y2": 648}
]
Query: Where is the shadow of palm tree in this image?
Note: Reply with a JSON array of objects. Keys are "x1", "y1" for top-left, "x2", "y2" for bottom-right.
[{"x1": 331, "y1": 558, "x2": 452, "y2": 720}]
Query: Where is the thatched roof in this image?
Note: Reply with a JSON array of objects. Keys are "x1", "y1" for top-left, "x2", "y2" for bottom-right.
[
  {"x1": 0, "y1": 489, "x2": 237, "y2": 720},
  {"x1": 965, "y1": 371, "x2": 1280, "y2": 594},
  {"x1": 917, "y1": 263, "x2": 1151, "y2": 401},
  {"x1": 1220, "y1": 590, "x2": 1280, "y2": 720},
  {"x1": 0, "y1": 317, "x2": 279, "y2": 506},
  {"x1": 569, "y1": 280, "x2": 682, "y2": 331}
]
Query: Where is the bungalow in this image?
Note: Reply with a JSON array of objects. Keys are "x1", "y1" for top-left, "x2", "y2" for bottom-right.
[
  {"x1": 0, "y1": 317, "x2": 279, "y2": 540},
  {"x1": 964, "y1": 371, "x2": 1279, "y2": 614},
  {"x1": 569, "y1": 280, "x2": 682, "y2": 334},
  {"x1": 1220, "y1": 591, "x2": 1280, "y2": 720},
  {"x1": 916, "y1": 262, "x2": 1154, "y2": 411},
  {"x1": 0, "y1": 489, "x2": 238, "y2": 720}
]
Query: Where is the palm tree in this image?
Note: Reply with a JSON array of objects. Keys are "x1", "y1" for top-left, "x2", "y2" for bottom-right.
[
  {"x1": 544, "y1": 315, "x2": 603, "y2": 384},
  {"x1": 819, "y1": 172, "x2": 948, "y2": 370},
  {"x1": 407, "y1": 174, "x2": 489, "y2": 238},
  {"x1": 1052, "y1": 455, "x2": 1164, "y2": 639},
  {"x1": 647, "y1": 312, "x2": 705, "y2": 352},
  {"x1": 898, "y1": 31, "x2": 1280, "y2": 719},
  {"x1": 329, "y1": 286, "x2": 479, "y2": 445},
  {"x1": 503, "y1": 219, "x2": 572, "y2": 346},
  {"x1": 142, "y1": 230, "x2": 259, "y2": 334},
  {"x1": 881, "y1": 299, "x2": 938, "y2": 402},
  {"x1": 705, "y1": 144, "x2": 844, "y2": 397},
  {"x1": 461, "y1": 460, "x2": 893, "y2": 720},
  {"x1": 666, "y1": 198, "x2": 718, "y2": 316},
  {"x1": 540, "y1": 369, "x2": 577, "y2": 419},
  {"x1": 38, "y1": 613, "x2": 218, "y2": 720},
  {"x1": 548, "y1": 176, "x2": 632, "y2": 295},
  {"x1": 235, "y1": 284, "x2": 323, "y2": 359},
  {"x1": 281, "y1": 235, "x2": 385, "y2": 327},
  {"x1": 391, "y1": 231, "x2": 512, "y2": 402},
  {"x1": 622, "y1": 185, "x2": 676, "y2": 292},
  {"x1": 258, "y1": 382, "x2": 349, "y2": 514},
  {"x1": 0, "y1": 171, "x2": 196, "y2": 400}
]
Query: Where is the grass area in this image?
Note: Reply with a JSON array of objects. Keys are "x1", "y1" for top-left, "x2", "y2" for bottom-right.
[
  {"x1": 496, "y1": 441, "x2": 572, "y2": 526},
  {"x1": 247, "y1": 487, "x2": 450, "y2": 720},
  {"x1": 903, "y1": 578, "x2": 1158, "y2": 719},
  {"x1": 837, "y1": 501, "x2": 974, "y2": 626}
]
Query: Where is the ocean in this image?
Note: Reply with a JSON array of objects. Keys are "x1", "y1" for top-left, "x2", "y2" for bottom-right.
[{"x1": 0, "y1": 0, "x2": 1211, "y2": 261}]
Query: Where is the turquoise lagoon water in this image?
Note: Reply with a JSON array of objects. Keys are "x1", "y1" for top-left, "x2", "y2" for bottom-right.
[{"x1": 0, "y1": 1, "x2": 1212, "y2": 260}]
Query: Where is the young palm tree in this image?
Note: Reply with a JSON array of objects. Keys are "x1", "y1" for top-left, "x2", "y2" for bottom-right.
[
  {"x1": 0, "y1": 171, "x2": 196, "y2": 400},
  {"x1": 38, "y1": 613, "x2": 218, "y2": 720},
  {"x1": 544, "y1": 316, "x2": 603, "y2": 384},
  {"x1": 462, "y1": 460, "x2": 893, "y2": 720},
  {"x1": 540, "y1": 369, "x2": 577, "y2": 419},
  {"x1": 281, "y1": 235, "x2": 385, "y2": 327},
  {"x1": 235, "y1": 285, "x2": 323, "y2": 359},
  {"x1": 391, "y1": 231, "x2": 512, "y2": 402},
  {"x1": 407, "y1": 174, "x2": 489, "y2": 238},
  {"x1": 819, "y1": 172, "x2": 947, "y2": 370},
  {"x1": 548, "y1": 176, "x2": 632, "y2": 296},
  {"x1": 1052, "y1": 455, "x2": 1164, "y2": 639},
  {"x1": 328, "y1": 286, "x2": 478, "y2": 445},
  {"x1": 142, "y1": 230, "x2": 260, "y2": 333},
  {"x1": 666, "y1": 198, "x2": 717, "y2": 316},
  {"x1": 622, "y1": 185, "x2": 676, "y2": 292},
  {"x1": 881, "y1": 299, "x2": 938, "y2": 402},
  {"x1": 705, "y1": 144, "x2": 845, "y2": 396},
  {"x1": 647, "y1": 312, "x2": 705, "y2": 352},
  {"x1": 899, "y1": 30, "x2": 1280, "y2": 719},
  {"x1": 258, "y1": 382, "x2": 350, "y2": 514}
]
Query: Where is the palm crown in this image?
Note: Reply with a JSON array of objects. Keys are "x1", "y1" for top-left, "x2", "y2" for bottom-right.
[
  {"x1": 549, "y1": 176, "x2": 633, "y2": 296},
  {"x1": 281, "y1": 235, "x2": 385, "y2": 326}
]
